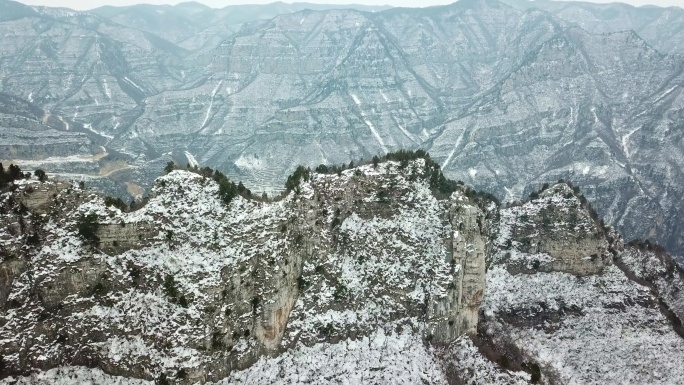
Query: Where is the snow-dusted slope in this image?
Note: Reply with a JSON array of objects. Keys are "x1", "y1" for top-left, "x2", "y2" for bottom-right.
[
  {"x1": 482, "y1": 185, "x2": 684, "y2": 384},
  {"x1": 0, "y1": 160, "x2": 495, "y2": 383},
  {"x1": 1, "y1": 161, "x2": 684, "y2": 384}
]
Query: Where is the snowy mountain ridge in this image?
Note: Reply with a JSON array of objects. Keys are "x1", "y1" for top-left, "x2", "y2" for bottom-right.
[
  {"x1": 3, "y1": 0, "x2": 684, "y2": 258},
  {"x1": 1, "y1": 158, "x2": 684, "y2": 384}
]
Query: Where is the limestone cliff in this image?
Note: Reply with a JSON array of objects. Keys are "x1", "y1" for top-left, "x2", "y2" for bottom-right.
[
  {"x1": 2, "y1": 159, "x2": 684, "y2": 385},
  {"x1": 0, "y1": 159, "x2": 491, "y2": 383},
  {"x1": 496, "y1": 183, "x2": 613, "y2": 276}
]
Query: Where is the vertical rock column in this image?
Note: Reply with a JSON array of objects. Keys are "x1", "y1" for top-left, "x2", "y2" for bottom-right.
[
  {"x1": 451, "y1": 204, "x2": 486, "y2": 336},
  {"x1": 428, "y1": 201, "x2": 487, "y2": 342}
]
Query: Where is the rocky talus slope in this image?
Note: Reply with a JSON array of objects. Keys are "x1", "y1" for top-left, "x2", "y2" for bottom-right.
[{"x1": 1, "y1": 159, "x2": 684, "y2": 384}]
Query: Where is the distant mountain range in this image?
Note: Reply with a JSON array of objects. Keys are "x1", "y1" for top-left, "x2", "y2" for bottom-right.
[
  {"x1": 91, "y1": 1, "x2": 391, "y2": 51},
  {"x1": 502, "y1": 0, "x2": 684, "y2": 53},
  {"x1": 1, "y1": 0, "x2": 684, "y2": 258}
]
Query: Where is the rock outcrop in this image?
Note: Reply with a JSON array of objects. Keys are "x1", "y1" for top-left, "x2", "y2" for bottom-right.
[
  {"x1": 445, "y1": 203, "x2": 487, "y2": 338},
  {"x1": 96, "y1": 222, "x2": 157, "y2": 254},
  {"x1": 0, "y1": 159, "x2": 492, "y2": 383},
  {"x1": 2, "y1": 159, "x2": 684, "y2": 384},
  {"x1": 15, "y1": 182, "x2": 67, "y2": 214},
  {"x1": 498, "y1": 184, "x2": 613, "y2": 276},
  {"x1": 478, "y1": 182, "x2": 684, "y2": 385}
]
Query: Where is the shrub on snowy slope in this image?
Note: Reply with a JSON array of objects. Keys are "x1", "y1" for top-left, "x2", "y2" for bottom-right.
[
  {"x1": 0, "y1": 163, "x2": 31, "y2": 189},
  {"x1": 77, "y1": 212, "x2": 100, "y2": 246}
]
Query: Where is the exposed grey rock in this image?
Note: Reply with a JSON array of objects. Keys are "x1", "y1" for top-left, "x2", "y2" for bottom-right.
[
  {"x1": 499, "y1": 184, "x2": 613, "y2": 276},
  {"x1": 15, "y1": 182, "x2": 66, "y2": 214},
  {"x1": 36, "y1": 259, "x2": 107, "y2": 309},
  {"x1": 446, "y1": 203, "x2": 487, "y2": 337},
  {"x1": 97, "y1": 222, "x2": 157, "y2": 254},
  {"x1": 0, "y1": 259, "x2": 25, "y2": 311}
]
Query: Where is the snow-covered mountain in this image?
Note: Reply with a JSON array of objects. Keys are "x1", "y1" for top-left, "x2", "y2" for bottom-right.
[
  {"x1": 1, "y1": 157, "x2": 684, "y2": 384},
  {"x1": 502, "y1": 0, "x2": 684, "y2": 54},
  {"x1": 90, "y1": 2, "x2": 391, "y2": 52},
  {"x1": 1, "y1": 0, "x2": 684, "y2": 257}
]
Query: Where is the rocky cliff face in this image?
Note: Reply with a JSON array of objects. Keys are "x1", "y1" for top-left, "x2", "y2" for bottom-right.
[
  {"x1": 1, "y1": 159, "x2": 684, "y2": 384},
  {"x1": 0, "y1": 159, "x2": 493, "y2": 383},
  {"x1": 497, "y1": 184, "x2": 614, "y2": 276}
]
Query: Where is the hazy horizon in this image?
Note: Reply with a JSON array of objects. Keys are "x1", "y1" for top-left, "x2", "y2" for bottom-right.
[{"x1": 16, "y1": 0, "x2": 684, "y2": 11}]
